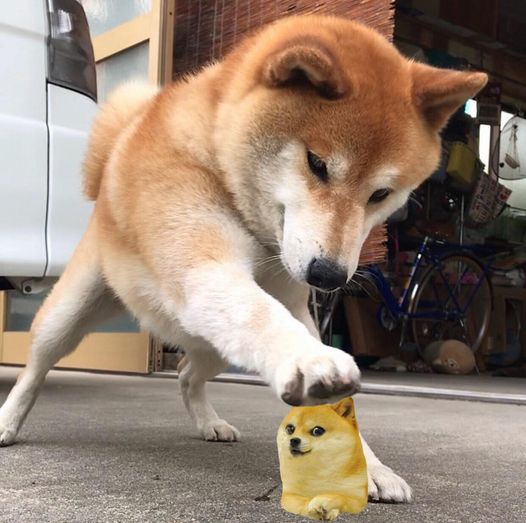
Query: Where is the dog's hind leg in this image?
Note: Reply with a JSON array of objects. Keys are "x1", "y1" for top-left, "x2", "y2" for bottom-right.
[
  {"x1": 178, "y1": 342, "x2": 240, "y2": 442},
  {"x1": 0, "y1": 221, "x2": 122, "y2": 446}
]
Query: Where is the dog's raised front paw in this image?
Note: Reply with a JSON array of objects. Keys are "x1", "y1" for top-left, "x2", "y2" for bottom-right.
[
  {"x1": 307, "y1": 496, "x2": 340, "y2": 521},
  {"x1": 276, "y1": 346, "x2": 360, "y2": 406},
  {"x1": 368, "y1": 463, "x2": 412, "y2": 503},
  {"x1": 200, "y1": 419, "x2": 240, "y2": 442}
]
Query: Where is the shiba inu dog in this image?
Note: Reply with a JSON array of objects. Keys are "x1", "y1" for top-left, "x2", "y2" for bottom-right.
[
  {"x1": 0, "y1": 14, "x2": 486, "y2": 502},
  {"x1": 277, "y1": 397, "x2": 367, "y2": 520}
]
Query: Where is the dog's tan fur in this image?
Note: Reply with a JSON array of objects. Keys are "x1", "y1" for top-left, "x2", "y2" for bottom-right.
[{"x1": 0, "y1": 15, "x2": 486, "y2": 501}]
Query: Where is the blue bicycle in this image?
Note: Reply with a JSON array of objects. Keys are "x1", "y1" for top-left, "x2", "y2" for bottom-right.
[{"x1": 315, "y1": 236, "x2": 493, "y2": 354}]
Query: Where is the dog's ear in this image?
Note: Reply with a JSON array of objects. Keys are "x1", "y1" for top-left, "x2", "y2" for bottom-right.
[
  {"x1": 332, "y1": 397, "x2": 355, "y2": 419},
  {"x1": 261, "y1": 38, "x2": 348, "y2": 100},
  {"x1": 411, "y1": 63, "x2": 487, "y2": 130}
]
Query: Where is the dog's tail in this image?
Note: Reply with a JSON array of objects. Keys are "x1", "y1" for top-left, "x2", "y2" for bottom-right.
[{"x1": 83, "y1": 82, "x2": 159, "y2": 200}]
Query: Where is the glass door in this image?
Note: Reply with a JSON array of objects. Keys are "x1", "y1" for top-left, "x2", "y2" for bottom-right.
[{"x1": 83, "y1": 0, "x2": 175, "y2": 100}]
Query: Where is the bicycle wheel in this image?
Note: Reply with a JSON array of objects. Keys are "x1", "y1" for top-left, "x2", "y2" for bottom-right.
[{"x1": 408, "y1": 252, "x2": 492, "y2": 354}]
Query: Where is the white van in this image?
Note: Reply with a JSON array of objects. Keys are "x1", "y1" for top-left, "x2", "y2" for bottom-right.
[{"x1": 0, "y1": 0, "x2": 96, "y2": 294}]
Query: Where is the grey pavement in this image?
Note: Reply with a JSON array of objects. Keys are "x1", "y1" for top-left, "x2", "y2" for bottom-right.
[{"x1": 1, "y1": 367, "x2": 525, "y2": 523}]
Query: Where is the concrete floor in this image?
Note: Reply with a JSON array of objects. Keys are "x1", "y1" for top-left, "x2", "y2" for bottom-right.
[{"x1": 1, "y1": 367, "x2": 525, "y2": 523}]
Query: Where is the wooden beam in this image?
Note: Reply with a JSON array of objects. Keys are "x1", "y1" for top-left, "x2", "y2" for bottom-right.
[
  {"x1": 2, "y1": 332, "x2": 150, "y2": 374},
  {"x1": 148, "y1": 0, "x2": 162, "y2": 82},
  {"x1": 160, "y1": 0, "x2": 176, "y2": 84},
  {"x1": 148, "y1": 0, "x2": 175, "y2": 84},
  {"x1": 93, "y1": 13, "x2": 151, "y2": 62},
  {"x1": 395, "y1": 12, "x2": 526, "y2": 109},
  {"x1": 440, "y1": 0, "x2": 499, "y2": 40},
  {"x1": 0, "y1": 292, "x2": 5, "y2": 361}
]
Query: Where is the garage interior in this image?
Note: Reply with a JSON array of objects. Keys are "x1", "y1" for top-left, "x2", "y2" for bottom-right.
[
  {"x1": 163, "y1": 0, "x2": 526, "y2": 387},
  {"x1": 1, "y1": 0, "x2": 525, "y2": 395}
]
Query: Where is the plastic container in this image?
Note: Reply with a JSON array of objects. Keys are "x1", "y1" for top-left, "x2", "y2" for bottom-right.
[{"x1": 446, "y1": 142, "x2": 477, "y2": 190}]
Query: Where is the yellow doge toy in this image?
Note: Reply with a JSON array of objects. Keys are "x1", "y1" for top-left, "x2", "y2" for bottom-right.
[{"x1": 277, "y1": 398, "x2": 368, "y2": 521}]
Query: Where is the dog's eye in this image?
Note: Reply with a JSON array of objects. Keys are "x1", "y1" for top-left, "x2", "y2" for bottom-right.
[
  {"x1": 307, "y1": 151, "x2": 328, "y2": 182},
  {"x1": 311, "y1": 426, "x2": 325, "y2": 437},
  {"x1": 368, "y1": 188, "x2": 391, "y2": 204},
  {"x1": 285, "y1": 424, "x2": 295, "y2": 435}
]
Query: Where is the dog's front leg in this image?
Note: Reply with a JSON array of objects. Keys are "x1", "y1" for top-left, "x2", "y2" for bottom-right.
[
  {"x1": 176, "y1": 262, "x2": 360, "y2": 406},
  {"x1": 360, "y1": 435, "x2": 412, "y2": 503},
  {"x1": 261, "y1": 274, "x2": 413, "y2": 503}
]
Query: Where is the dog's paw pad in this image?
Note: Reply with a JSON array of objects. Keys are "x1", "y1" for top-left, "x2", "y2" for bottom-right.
[
  {"x1": 201, "y1": 420, "x2": 240, "y2": 442},
  {"x1": 307, "y1": 376, "x2": 359, "y2": 399},
  {"x1": 280, "y1": 370, "x2": 304, "y2": 406},
  {"x1": 277, "y1": 347, "x2": 360, "y2": 406},
  {"x1": 368, "y1": 464, "x2": 412, "y2": 503}
]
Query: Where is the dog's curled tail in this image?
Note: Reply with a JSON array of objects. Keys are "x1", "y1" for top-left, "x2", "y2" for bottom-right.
[{"x1": 83, "y1": 82, "x2": 159, "y2": 200}]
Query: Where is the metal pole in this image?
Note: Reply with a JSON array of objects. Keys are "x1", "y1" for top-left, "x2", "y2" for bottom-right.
[{"x1": 459, "y1": 193, "x2": 465, "y2": 246}]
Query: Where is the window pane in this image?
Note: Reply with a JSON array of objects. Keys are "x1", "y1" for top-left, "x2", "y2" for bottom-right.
[
  {"x1": 96, "y1": 42, "x2": 149, "y2": 102},
  {"x1": 5, "y1": 290, "x2": 140, "y2": 333},
  {"x1": 80, "y1": 0, "x2": 151, "y2": 37},
  {"x1": 5, "y1": 291, "x2": 44, "y2": 332}
]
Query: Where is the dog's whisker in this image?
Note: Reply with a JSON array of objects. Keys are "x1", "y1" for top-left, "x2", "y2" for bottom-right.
[{"x1": 253, "y1": 255, "x2": 283, "y2": 271}]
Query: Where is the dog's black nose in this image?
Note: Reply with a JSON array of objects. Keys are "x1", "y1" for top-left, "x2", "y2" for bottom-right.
[
  {"x1": 290, "y1": 437, "x2": 301, "y2": 448},
  {"x1": 306, "y1": 258, "x2": 347, "y2": 290}
]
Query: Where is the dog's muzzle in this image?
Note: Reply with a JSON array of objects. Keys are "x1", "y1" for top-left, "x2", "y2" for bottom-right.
[
  {"x1": 306, "y1": 257, "x2": 347, "y2": 291},
  {"x1": 289, "y1": 437, "x2": 310, "y2": 456}
]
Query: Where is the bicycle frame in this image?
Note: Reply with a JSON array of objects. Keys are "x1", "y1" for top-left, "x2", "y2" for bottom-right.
[
  {"x1": 365, "y1": 237, "x2": 489, "y2": 324},
  {"x1": 313, "y1": 235, "x2": 493, "y2": 346}
]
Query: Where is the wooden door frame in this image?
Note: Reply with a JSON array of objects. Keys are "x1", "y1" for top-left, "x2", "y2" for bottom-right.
[{"x1": 92, "y1": 0, "x2": 175, "y2": 84}]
